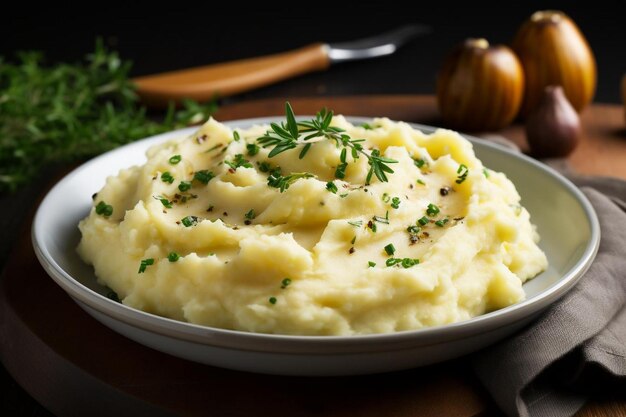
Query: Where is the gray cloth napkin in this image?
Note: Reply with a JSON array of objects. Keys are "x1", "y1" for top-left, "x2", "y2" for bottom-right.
[{"x1": 472, "y1": 174, "x2": 626, "y2": 417}]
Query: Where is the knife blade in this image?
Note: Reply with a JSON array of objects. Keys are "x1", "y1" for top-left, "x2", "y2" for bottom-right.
[{"x1": 133, "y1": 24, "x2": 431, "y2": 107}]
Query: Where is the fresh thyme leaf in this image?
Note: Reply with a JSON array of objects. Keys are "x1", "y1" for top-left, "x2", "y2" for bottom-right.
[
  {"x1": 0, "y1": 40, "x2": 217, "y2": 193},
  {"x1": 267, "y1": 172, "x2": 315, "y2": 192},
  {"x1": 256, "y1": 103, "x2": 397, "y2": 184}
]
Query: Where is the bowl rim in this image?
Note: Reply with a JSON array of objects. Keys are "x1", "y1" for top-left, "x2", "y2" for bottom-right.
[{"x1": 32, "y1": 116, "x2": 600, "y2": 354}]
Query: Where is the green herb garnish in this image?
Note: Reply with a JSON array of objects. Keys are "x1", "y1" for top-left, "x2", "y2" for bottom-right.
[
  {"x1": 435, "y1": 218, "x2": 449, "y2": 227},
  {"x1": 281, "y1": 278, "x2": 292, "y2": 289},
  {"x1": 456, "y1": 164, "x2": 469, "y2": 184},
  {"x1": 384, "y1": 243, "x2": 396, "y2": 256},
  {"x1": 246, "y1": 143, "x2": 260, "y2": 156},
  {"x1": 233, "y1": 131, "x2": 241, "y2": 141},
  {"x1": 225, "y1": 154, "x2": 253, "y2": 170},
  {"x1": 368, "y1": 261, "x2": 376, "y2": 267},
  {"x1": 181, "y1": 216, "x2": 199, "y2": 227},
  {"x1": 348, "y1": 220, "x2": 363, "y2": 227},
  {"x1": 426, "y1": 203, "x2": 440, "y2": 216},
  {"x1": 256, "y1": 102, "x2": 397, "y2": 184},
  {"x1": 413, "y1": 158, "x2": 426, "y2": 168},
  {"x1": 95, "y1": 201, "x2": 113, "y2": 217},
  {"x1": 269, "y1": 297, "x2": 277, "y2": 305},
  {"x1": 391, "y1": 197, "x2": 401, "y2": 209},
  {"x1": 155, "y1": 196, "x2": 173, "y2": 209},
  {"x1": 326, "y1": 181, "x2": 338, "y2": 194},
  {"x1": 161, "y1": 172, "x2": 175, "y2": 184},
  {"x1": 193, "y1": 170, "x2": 215, "y2": 184},
  {"x1": 169, "y1": 155, "x2": 182, "y2": 165},
  {"x1": 245, "y1": 209, "x2": 256, "y2": 221},
  {"x1": 138, "y1": 258, "x2": 154, "y2": 273},
  {"x1": 167, "y1": 252, "x2": 180, "y2": 262},
  {"x1": 178, "y1": 181, "x2": 192, "y2": 192},
  {"x1": 267, "y1": 172, "x2": 314, "y2": 192},
  {"x1": 417, "y1": 216, "x2": 429, "y2": 226}
]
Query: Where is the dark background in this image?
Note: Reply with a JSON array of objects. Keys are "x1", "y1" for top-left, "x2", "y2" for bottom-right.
[{"x1": 1, "y1": 4, "x2": 624, "y2": 415}]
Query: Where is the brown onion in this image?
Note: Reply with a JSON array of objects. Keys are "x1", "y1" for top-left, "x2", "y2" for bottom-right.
[
  {"x1": 437, "y1": 38, "x2": 524, "y2": 132},
  {"x1": 513, "y1": 10, "x2": 597, "y2": 117},
  {"x1": 526, "y1": 85, "x2": 581, "y2": 157}
]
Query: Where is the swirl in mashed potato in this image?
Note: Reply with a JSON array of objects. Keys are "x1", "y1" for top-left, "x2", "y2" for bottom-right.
[{"x1": 78, "y1": 112, "x2": 547, "y2": 335}]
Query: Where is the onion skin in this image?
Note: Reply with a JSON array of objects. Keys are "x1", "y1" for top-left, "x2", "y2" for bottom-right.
[
  {"x1": 437, "y1": 38, "x2": 524, "y2": 132},
  {"x1": 513, "y1": 10, "x2": 597, "y2": 117},
  {"x1": 526, "y1": 85, "x2": 581, "y2": 158}
]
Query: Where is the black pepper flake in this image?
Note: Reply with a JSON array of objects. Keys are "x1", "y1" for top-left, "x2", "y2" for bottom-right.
[
  {"x1": 244, "y1": 220, "x2": 251, "y2": 225},
  {"x1": 91, "y1": 193, "x2": 98, "y2": 200},
  {"x1": 410, "y1": 235, "x2": 419, "y2": 245},
  {"x1": 223, "y1": 212, "x2": 228, "y2": 216},
  {"x1": 320, "y1": 201, "x2": 325, "y2": 206},
  {"x1": 349, "y1": 247, "x2": 355, "y2": 254},
  {"x1": 409, "y1": 184, "x2": 414, "y2": 189},
  {"x1": 363, "y1": 188, "x2": 368, "y2": 192},
  {"x1": 207, "y1": 205, "x2": 214, "y2": 212},
  {"x1": 176, "y1": 221, "x2": 181, "y2": 225},
  {"x1": 228, "y1": 168, "x2": 235, "y2": 174},
  {"x1": 440, "y1": 187, "x2": 450, "y2": 196},
  {"x1": 196, "y1": 134, "x2": 208, "y2": 144},
  {"x1": 454, "y1": 217, "x2": 465, "y2": 221},
  {"x1": 422, "y1": 231, "x2": 430, "y2": 237}
]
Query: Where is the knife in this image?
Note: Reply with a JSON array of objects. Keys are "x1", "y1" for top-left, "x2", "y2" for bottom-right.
[{"x1": 133, "y1": 25, "x2": 430, "y2": 107}]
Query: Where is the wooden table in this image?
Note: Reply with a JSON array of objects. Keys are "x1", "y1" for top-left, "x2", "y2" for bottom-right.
[{"x1": 1, "y1": 95, "x2": 625, "y2": 417}]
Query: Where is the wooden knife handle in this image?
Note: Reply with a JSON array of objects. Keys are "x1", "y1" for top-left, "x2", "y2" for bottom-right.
[{"x1": 133, "y1": 43, "x2": 330, "y2": 107}]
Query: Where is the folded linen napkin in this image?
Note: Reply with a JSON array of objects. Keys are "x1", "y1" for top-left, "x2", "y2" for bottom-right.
[{"x1": 472, "y1": 174, "x2": 626, "y2": 417}]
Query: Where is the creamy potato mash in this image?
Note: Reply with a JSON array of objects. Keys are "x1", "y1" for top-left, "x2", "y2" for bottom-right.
[{"x1": 78, "y1": 111, "x2": 547, "y2": 335}]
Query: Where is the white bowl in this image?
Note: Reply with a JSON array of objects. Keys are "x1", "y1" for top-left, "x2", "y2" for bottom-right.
[{"x1": 32, "y1": 117, "x2": 600, "y2": 376}]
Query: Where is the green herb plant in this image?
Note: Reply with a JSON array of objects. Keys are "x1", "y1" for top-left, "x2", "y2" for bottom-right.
[{"x1": 0, "y1": 40, "x2": 217, "y2": 193}]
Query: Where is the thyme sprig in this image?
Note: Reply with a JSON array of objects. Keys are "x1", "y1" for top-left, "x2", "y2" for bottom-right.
[{"x1": 257, "y1": 103, "x2": 397, "y2": 184}]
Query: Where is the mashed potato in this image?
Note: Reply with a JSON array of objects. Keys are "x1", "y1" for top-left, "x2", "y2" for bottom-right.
[{"x1": 78, "y1": 111, "x2": 547, "y2": 335}]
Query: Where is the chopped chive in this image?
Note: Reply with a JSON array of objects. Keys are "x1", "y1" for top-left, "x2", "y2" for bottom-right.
[
  {"x1": 269, "y1": 296, "x2": 277, "y2": 305},
  {"x1": 426, "y1": 203, "x2": 440, "y2": 216},
  {"x1": 155, "y1": 196, "x2": 172, "y2": 208},
  {"x1": 246, "y1": 143, "x2": 260, "y2": 156},
  {"x1": 483, "y1": 168, "x2": 490, "y2": 178},
  {"x1": 138, "y1": 258, "x2": 154, "y2": 273},
  {"x1": 435, "y1": 218, "x2": 449, "y2": 227},
  {"x1": 386, "y1": 258, "x2": 401, "y2": 267},
  {"x1": 339, "y1": 193, "x2": 348, "y2": 198},
  {"x1": 414, "y1": 158, "x2": 426, "y2": 168},
  {"x1": 95, "y1": 201, "x2": 113, "y2": 217},
  {"x1": 401, "y1": 258, "x2": 419, "y2": 268},
  {"x1": 233, "y1": 131, "x2": 241, "y2": 141},
  {"x1": 348, "y1": 220, "x2": 363, "y2": 227},
  {"x1": 384, "y1": 243, "x2": 396, "y2": 256},
  {"x1": 407, "y1": 225, "x2": 420, "y2": 234},
  {"x1": 391, "y1": 197, "x2": 401, "y2": 209},
  {"x1": 178, "y1": 181, "x2": 192, "y2": 192},
  {"x1": 245, "y1": 209, "x2": 256, "y2": 220},
  {"x1": 368, "y1": 261, "x2": 376, "y2": 267},
  {"x1": 326, "y1": 181, "x2": 338, "y2": 194},
  {"x1": 181, "y1": 216, "x2": 199, "y2": 227},
  {"x1": 418, "y1": 216, "x2": 429, "y2": 226},
  {"x1": 194, "y1": 170, "x2": 215, "y2": 184},
  {"x1": 456, "y1": 164, "x2": 469, "y2": 184},
  {"x1": 168, "y1": 252, "x2": 180, "y2": 262},
  {"x1": 161, "y1": 171, "x2": 175, "y2": 184},
  {"x1": 416, "y1": 179, "x2": 425, "y2": 185},
  {"x1": 281, "y1": 278, "x2": 292, "y2": 289},
  {"x1": 382, "y1": 193, "x2": 391, "y2": 203},
  {"x1": 360, "y1": 122, "x2": 374, "y2": 130},
  {"x1": 350, "y1": 236, "x2": 356, "y2": 245},
  {"x1": 169, "y1": 155, "x2": 182, "y2": 165},
  {"x1": 225, "y1": 154, "x2": 253, "y2": 170}
]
